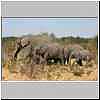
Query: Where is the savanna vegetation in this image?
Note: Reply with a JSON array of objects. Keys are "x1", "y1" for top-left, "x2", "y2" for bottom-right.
[{"x1": 2, "y1": 33, "x2": 98, "y2": 80}]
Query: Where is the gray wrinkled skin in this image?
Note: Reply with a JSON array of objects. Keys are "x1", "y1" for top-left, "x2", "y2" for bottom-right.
[
  {"x1": 14, "y1": 40, "x2": 94, "y2": 67},
  {"x1": 63, "y1": 44, "x2": 84, "y2": 64},
  {"x1": 35, "y1": 43, "x2": 64, "y2": 64},
  {"x1": 79, "y1": 50, "x2": 95, "y2": 62},
  {"x1": 70, "y1": 50, "x2": 82, "y2": 66},
  {"x1": 70, "y1": 49, "x2": 95, "y2": 66},
  {"x1": 14, "y1": 38, "x2": 31, "y2": 60},
  {"x1": 16, "y1": 45, "x2": 32, "y2": 62}
]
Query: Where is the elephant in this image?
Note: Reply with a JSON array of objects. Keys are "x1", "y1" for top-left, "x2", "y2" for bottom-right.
[
  {"x1": 69, "y1": 49, "x2": 83, "y2": 66},
  {"x1": 34, "y1": 43, "x2": 65, "y2": 65},
  {"x1": 16, "y1": 44, "x2": 32, "y2": 62},
  {"x1": 34, "y1": 44, "x2": 48, "y2": 58},
  {"x1": 14, "y1": 38, "x2": 30, "y2": 61},
  {"x1": 31, "y1": 47, "x2": 45, "y2": 64},
  {"x1": 14, "y1": 41, "x2": 46, "y2": 65},
  {"x1": 70, "y1": 49, "x2": 95, "y2": 66},
  {"x1": 63, "y1": 44, "x2": 84, "y2": 65},
  {"x1": 79, "y1": 50, "x2": 95, "y2": 64}
]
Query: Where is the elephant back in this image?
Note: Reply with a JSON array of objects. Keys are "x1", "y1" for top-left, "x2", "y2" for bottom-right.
[{"x1": 64, "y1": 44, "x2": 84, "y2": 55}]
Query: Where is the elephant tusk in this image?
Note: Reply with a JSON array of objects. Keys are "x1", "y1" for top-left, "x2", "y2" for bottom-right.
[{"x1": 65, "y1": 60, "x2": 68, "y2": 65}]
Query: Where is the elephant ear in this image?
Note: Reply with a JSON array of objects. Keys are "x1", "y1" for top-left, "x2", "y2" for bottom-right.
[
  {"x1": 21, "y1": 37, "x2": 31, "y2": 47},
  {"x1": 22, "y1": 40, "x2": 30, "y2": 48}
]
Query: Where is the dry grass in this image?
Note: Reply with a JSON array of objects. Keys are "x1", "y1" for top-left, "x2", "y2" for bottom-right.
[
  {"x1": 2, "y1": 60, "x2": 98, "y2": 81},
  {"x1": 2, "y1": 35, "x2": 98, "y2": 81}
]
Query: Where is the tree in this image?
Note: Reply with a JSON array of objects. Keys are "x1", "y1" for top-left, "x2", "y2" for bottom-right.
[
  {"x1": 50, "y1": 33, "x2": 56, "y2": 41},
  {"x1": 42, "y1": 32, "x2": 48, "y2": 36}
]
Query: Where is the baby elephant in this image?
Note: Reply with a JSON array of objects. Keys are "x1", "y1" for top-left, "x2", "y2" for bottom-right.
[
  {"x1": 63, "y1": 44, "x2": 84, "y2": 65},
  {"x1": 70, "y1": 49, "x2": 95, "y2": 66},
  {"x1": 79, "y1": 50, "x2": 95, "y2": 66}
]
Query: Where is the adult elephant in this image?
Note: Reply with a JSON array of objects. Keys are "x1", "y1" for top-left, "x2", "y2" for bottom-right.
[
  {"x1": 34, "y1": 43, "x2": 65, "y2": 65},
  {"x1": 14, "y1": 38, "x2": 30, "y2": 61},
  {"x1": 63, "y1": 44, "x2": 84, "y2": 65}
]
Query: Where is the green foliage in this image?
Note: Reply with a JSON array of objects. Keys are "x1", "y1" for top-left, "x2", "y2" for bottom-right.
[{"x1": 41, "y1": 32, "x2": 48, "y2": 36}]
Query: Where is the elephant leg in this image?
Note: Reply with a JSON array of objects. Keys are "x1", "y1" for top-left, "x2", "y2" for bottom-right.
[
  {"x1": 69, "y1": 55, "x2": 72, "y2": 66},
  {"x1": 54, "y1": 58, "x2": 57, "y2": 64},
  {"x1": 64, "y1": 58, "x2": 66, "y2": 65},
  {"x1": 43, "y1": 52, "x2": 49, "y2": 65},
  {"x1": 47, "y1": 59, "x2": 50, "y2": 64},
  {"x1": 61, "y1": 58, "x2": 64, "y2": 65},
  {"x1": 66, "y1": 56, "x2": 70, "y2": 65},
  {"x1": 67, "y1": 55, "x2": 72, "y2": 71},
  {"x1": 67, "y1": 58, "x2": 69, "y2": 64},
  {"x1": 58, "y1": 59, "x2": 62, "y2": 65},
  {"x1": 47, "y1": 58, "x2": 52, "y2": 65},
  {"x1": 77, "y1": 59, "x2": 83, "y2": 66},
  {"x1": 40, "y1": 56, "x2": 47, "y2": 65},
  {"x1": 79, "y1": 59, "x2": 83, "y2": 66},
  {"x1": 64, "y1": 57, "x2": 68, "y2": 65}
]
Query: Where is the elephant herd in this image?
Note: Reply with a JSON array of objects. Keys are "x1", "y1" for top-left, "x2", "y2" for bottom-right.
[{"x1": 14, "y1": 39, "x2": 95, "y2": 67}]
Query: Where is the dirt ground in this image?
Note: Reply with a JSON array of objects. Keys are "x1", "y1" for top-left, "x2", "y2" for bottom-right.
[{"x1": 2, "y1": 62, "x2": 98, "y2": 81}]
